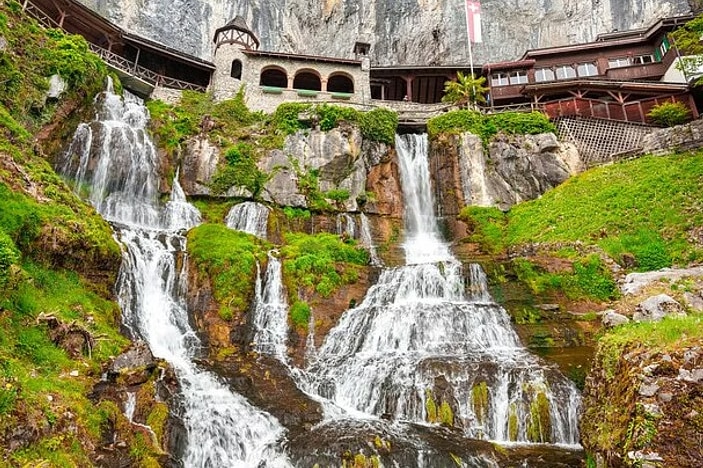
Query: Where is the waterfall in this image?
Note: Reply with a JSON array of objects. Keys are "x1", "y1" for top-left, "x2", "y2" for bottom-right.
[
  {"x1": 60, "y1": 80, "x2": 291, "y2": 467},
  {"x1": 225, "y1": 201, "x2": 270, "y2": 239},
  {"x1": 305, "y1": 134, "x2": 581, "y2": 445},
  {"x1": 360, "y1": 213, "x2": 382, "y2": 267},
  {"x1": 336, "y1": 213, "x2": 356, "y2": 239},
  {"x1": 252, "y1": 251, "x2": 289, "y2": 360}
]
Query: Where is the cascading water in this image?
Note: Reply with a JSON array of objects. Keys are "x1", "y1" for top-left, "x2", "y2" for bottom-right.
[
  {"x1": 360, "y1": 213, "x2": 382, "y2": 267},
  {"x1": 225, "y1": 201, "x2": 270, "y2": 239},
  {"x1": 252, "y1": 251, "x2": 290, "y2": 361},
  {"x1": 305, "y1": 134, "x2": 581, "y2": 445},
  {"x1": 60, "y1": 80, "x2": 291, "y2": 467}
]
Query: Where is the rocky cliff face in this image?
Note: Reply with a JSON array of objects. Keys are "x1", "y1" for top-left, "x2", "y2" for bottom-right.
[{"x1": 79, "y1": 0, "x2": 691, "y2": 65}]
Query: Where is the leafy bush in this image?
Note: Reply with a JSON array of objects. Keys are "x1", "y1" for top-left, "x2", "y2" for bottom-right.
[
  {"x1": 281, "y1": 233, "x2": 368, "y2": 299},
  {"x1": 290, "y1": 301, "x2": 311, "y2": 328},
  {"x1": 315, "y1": 103, "x2": 359, "y2": 131},
  {"x1": 212, "y1": 86, "x2": 259, "y2": 125},
  {"x1": 272, "y1": 102, "x2": 312, "y2": 135},
  {"x1": 359, "y1": 107, "x2": 398, "y2": 145},
  {"x1": 428, "y1": 110, "x2": 555, "y2": 144},
  {"x1": 647, "y1": 101, "x2": 691, "y2": 127},
  {"x1": 43, "y1": 29, "x2": 107, "y2": 88}
]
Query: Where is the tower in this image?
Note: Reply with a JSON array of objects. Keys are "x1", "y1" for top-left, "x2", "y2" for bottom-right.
[{"x1": 210, "y1": 16, "x2": 260, "y2": 101}]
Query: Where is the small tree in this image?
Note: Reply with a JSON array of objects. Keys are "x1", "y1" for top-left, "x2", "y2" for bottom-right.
[
  {"x1": 670, "y1": 15, "x2": 703, "y2": 84},
  {"x1": 441, "y1": 72, "x2": 489, "y2": 108},
  {"x1": 647, "y1": 101, "x2": 691, "y2": 127}
]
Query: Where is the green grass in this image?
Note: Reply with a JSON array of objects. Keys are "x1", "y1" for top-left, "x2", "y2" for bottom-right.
[
  {"x1": 187, "y1": 224, "x2": 267, "y2": 320},
  {"x1": 461, "y1": 151, "x2": 703, "y2": 271},
  {"x1": 280, "y1": 232, "x2": 369, "y2": 299}
]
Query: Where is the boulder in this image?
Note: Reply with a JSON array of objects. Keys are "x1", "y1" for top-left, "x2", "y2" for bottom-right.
[
  {"x1": 110, "y1": 341, "x2": 155, "y2": 374},
  {"x1": 633, "y1": 294, "x2": 685, "y2": 322},
  {"x1": 602, "y1": 310, "x2": 630, "y2": 327},
  {"x1": 46, "y1": 74, "x2": 67, "y2": 99}
]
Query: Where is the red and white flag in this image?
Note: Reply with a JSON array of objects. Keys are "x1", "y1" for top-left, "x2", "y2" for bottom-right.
[{"x1": 465, "y1": 0, "x2": 482, "y2": 43}]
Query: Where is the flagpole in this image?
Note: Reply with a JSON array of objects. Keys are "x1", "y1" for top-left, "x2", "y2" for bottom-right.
[{"x1": 464, "y1": 0, "x2": 476, "y2": 105}]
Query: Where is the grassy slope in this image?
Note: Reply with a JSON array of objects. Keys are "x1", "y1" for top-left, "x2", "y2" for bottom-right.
[
  {"x1": 0, "y1": 1, "x2": 138, "y2": 465},
  {"x1": 463, "y1": 151, "x2": 703, "y2": 272}
]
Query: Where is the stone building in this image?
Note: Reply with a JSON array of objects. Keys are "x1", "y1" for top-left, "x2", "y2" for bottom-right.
[{"x1": 210, "y1": 16, "x2": 372, "y2": 112}]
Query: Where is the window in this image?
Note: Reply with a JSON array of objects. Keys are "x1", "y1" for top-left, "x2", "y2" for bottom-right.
[
  {"x1": 509, "y1": 70, "x2": 528, "y2": 85},
  {"x1": 491, "y1": 73, "x2": 508, "y2": 87},
  {"x1": 633, "y1": 54, "x2": 655, "y2": 64},
  {"x1": 230, "y1": 59, "x2": 242, "y2": 79},
  {"x1": 659, "y1": 40, "x2": 670, "y2": 57},
  {"x1": 608, "y1": 57, "x2": 631, "y2": 68},
  {"x1": 555, "y1": 65, "x2": 576, "y2": 80},
  {"x1": 535, "y1": 68, "x2": 555, "y2": 82},
  {"x1": 577, "y1": 62, "x2": 598, "y2": 77}
]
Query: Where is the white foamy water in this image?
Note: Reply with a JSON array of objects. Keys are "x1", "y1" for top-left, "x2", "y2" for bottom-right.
[
  {"x1": 252, "y1": 251, "x2": 289, "y2": 361},
  {"x1": 303, "y1": 134, "x2": 581, "y2": 445},
  {"x1": 225, "y1": 201, "x2": 270, "y2": 239},
  {"x1": 61, "y1": 79, "x2": 291, "y2": 467}
]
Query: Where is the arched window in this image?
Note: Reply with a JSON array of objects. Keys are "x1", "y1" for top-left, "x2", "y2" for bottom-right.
[
  {"x1": 327, "y1": 73, "x2": 354, "y2": 93},
  {"x1": 259, "y1": 66, "x2": 288, "y2": 88},
  {"x1": 293, "y1": 70, "x2": 321, "y2": 91},
  {"x1": 230, "y1": 59, "x2": 243, "y2": 79}
]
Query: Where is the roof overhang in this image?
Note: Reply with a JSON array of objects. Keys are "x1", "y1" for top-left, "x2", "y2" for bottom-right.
[
  {"x1": 522, "y1": 78, "x2": 689, "y2": 96},
  {"x1": 243, "y1": 50, "x2": 361, "y2": 66}
]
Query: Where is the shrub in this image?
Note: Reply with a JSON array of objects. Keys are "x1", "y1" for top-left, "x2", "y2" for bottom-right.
[
  {"x1": 427, "y1": 110, "x2": 554, "y2": 144},
  {"x1": 212, "y1": 86, "x2": 258, "y2": 125},
  {"x1": 210, "y1": 143, "x2": 268, "y2": 196},
  {"x1": 290, "y1": 301, "x2": 311, "y2": 328},
  {"x1": 0, "y1": 230, "x2": 19, "y2": 289},
  {"x1": 281, "y1": 233, "x2": 368, "y2": 299},
  {"x1": 647, "y1": 101, "x2": 691, "y2": 127},
  {"x1": 359, "y1": 107, "x2": 398, "y2": 145},
  {"x1": 272, "y1": 102, "x2": 312, "y2": 135}
]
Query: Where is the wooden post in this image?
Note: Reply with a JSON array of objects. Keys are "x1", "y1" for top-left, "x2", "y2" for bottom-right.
[
  {"x1": 133, "y1": 48, "x2": 141, "y2": 73},
  {"x1": 404, "y1": 76, "x2": 413, "y2": 102}
]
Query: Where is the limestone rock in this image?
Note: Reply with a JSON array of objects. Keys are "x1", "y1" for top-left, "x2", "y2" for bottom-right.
[
  {"x1": 77, "y1": 0, "x2": 690, "y2": 68},
  {"x1": 46, "y1": 74, "x2": 67, "y2": 99},
  {"x1": 0, "y1": 36, "x2": 7, "y2": 52},
  {"x1": 180, "y1": 136, "x2": 220, "y2": 196},
  {"x1": 258, "y1": 149, "x2": 306, "y2": 207},
  {"x1": 633, "y1": 294, "x2": 685, "y2": 322},
  {"x1": 621, "y1": 266, "x2": 703, "y2": 295},
  {"x1": 453, "y1": 132, "x2": 575, "y2": 210},
  {"x1": 602, "y1": 309, "x2": 630, "y2": 327},
  {"x1": 683, "y1": 291, "x2": 703, "y2": 312},
  {"x1": 110, "y1": 341, "x2": 155, "y2": 374}
]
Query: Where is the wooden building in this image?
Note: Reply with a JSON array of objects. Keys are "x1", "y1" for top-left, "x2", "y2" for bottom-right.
[{"x1": 483, "y1": 15, "x2": 699, "y2": 123}]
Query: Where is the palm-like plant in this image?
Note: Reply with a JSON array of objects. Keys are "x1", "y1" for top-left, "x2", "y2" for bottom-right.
[{"x1": 441, "y1": 72, "x2": 489, "y2": 108}]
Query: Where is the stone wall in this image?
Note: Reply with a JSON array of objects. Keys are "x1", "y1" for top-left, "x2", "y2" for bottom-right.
[
  {"x1": 641, "y1": 117, "x2": 703, "y2": 155},
  {"x1": 211, "y1": 43, "x2": 371, "y2": 111}
]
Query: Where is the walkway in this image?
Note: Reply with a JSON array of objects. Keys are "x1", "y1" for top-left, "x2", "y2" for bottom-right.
[{"x1": 22, "y1": 0, "x2": 212, "y2": 95}]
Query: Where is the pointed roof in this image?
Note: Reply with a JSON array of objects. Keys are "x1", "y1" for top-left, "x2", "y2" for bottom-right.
[{"x1": 214, "y1": 15, "x2": 260, "y2": 49}]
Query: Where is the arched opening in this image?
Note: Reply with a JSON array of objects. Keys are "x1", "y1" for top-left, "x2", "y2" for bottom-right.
[
  {"x1": 293, "y1": 70, "x2": 322, "y2": 91},
  {"x1": 327, "y1": 73, "x2": 354, "y2": 93},
  {"x1": 260, "y1": 67, "x2": 288, "y2": 88},
  {"x1": 230, "y1": 59, "x2": 242, "y2": 79}
]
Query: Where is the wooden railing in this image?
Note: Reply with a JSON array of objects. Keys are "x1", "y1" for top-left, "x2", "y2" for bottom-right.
[{"x1": 23, "y1": 0, "x2": 207, "y2": 93}]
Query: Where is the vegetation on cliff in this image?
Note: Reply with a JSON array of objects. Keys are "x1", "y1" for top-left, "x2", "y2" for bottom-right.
[
  {"x1": 427, "y1": 110, "x2": 555, "y2": 144},
  {"x1": 461, "y1": 151, "x2": 703, "y2": 271},
  {"x1": 187, "y1": 224, "x2": 267, "y2": 321},
  {"x1": 582, "y1": 313, "x2": 703, "y2": 467},
  {"x1": 0, "y1": 3, "x2": 170, "y2": 464},
  {"x1": 281, "y1": 233, "x2": 369, "y2": 327}
]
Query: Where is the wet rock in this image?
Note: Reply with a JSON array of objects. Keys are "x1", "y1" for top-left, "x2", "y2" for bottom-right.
[
  {"x1": 602, "y1": 309, "x2": 629, "y2": 327},
  {"x1": 633, "y1": 294, "x2": 685, "y2": 322},
  {"x1": 180, "y1": 136, "x2": 220, "y2": 196},
  {"x1": 111, "y1": 341, "x2": 155, "y2": 373}
]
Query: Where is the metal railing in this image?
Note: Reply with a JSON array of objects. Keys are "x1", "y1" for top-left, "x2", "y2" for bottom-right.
[{"x1": 23, "y1": 0, "x2": 207, "y2": 93}]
